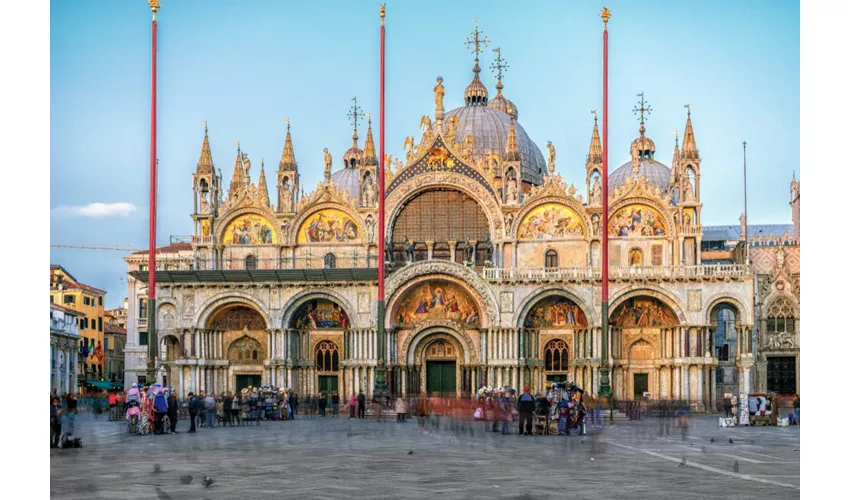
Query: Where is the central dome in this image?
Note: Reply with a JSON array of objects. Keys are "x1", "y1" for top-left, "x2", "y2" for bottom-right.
[
  {"x1": 609, "y1": 159, "x2": 671, "y2": 192},
  {"x1": 444, "y1": 106, "x2": 545, "y2": 185}
]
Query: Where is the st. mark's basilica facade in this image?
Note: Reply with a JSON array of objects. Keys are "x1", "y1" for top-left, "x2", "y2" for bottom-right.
[{"x1": 123, "y1": 36, "x2": 800, "y2": 411}]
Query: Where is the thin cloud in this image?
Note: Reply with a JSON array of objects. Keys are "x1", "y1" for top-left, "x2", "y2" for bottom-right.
[{"x1": 51, "y1": 202, "x2": 138, "y2": 218}]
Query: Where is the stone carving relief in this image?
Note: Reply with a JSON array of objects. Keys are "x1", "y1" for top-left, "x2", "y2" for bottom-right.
[
  {"x1": 358, "y1": 291, "x2": 371, "y2": 314},
  {"x1": 765, "y1": 332, "x2": 797, "y2": 351},
  {"x1": 500, "y1": 291, "x2": 514, "y2": 313},
  {"x1": 182, "y1": 294, "x2": 195, "y2": 318},
  {"x1": 687, "y1": 290, "x2": 702, "y2": 312}
]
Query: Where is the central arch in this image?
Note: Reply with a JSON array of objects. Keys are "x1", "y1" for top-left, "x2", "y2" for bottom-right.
[{"x1": 402, "y1": 322, "x2": 476, "y2": 397}]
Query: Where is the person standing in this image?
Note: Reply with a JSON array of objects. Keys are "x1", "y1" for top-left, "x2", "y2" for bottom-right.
[
  {"x1": 517, "y1": 387, "x2": 535, "y2": 436},
  {"x1": 357, "y1": 391, "x2": 366, "y2": 419},
  {"x1": 231, "y1": 393, "x2": 242, "y2": 426},
  {"x1": 331, "y1": 392, "x2": 340, "y2": 418},
  {"x1": 223, "y1": 392, "x2": 234, "y2": 426},
  {"x1": 187, "y1": 392, "x2": 200, "y2": 433},
  {"x1": 535, "y1": 391, "x2": 551, "y2": 434},
  {"x1": 349, "y1": 393, "x2": 358, "y2": 419},
  {"x1": 723, "y1": 396, "x2": 733, "y2": 418},
  {"x1": 204, "y1": 393, "x2": 217, "y2": 428},
  {"x1": 793, "y1": 395, "x2": 800, "y2": 425},
  {"x1": 289, "y1": 392, "x2": 298, "y2": 419},
  {"x1": 167, "y1": 392, "x2": 179, "y2": 433},
  {"x1": 51, "y1": 397, "x2": 63, "y2": 448},
  {"x1": 396, "y1": 396, "x2": 407, "y2": 423},
  {"x1": 318, "y1": 393, "x2": 328, "y2": 417},
  {"x1": 65, "y1": 393, "x2": 78, "y2": 436},
  {"x1": 153, "y1": 388, "x2": 168, "y2": 435},
  {"x1": 489, "y1": 392, "x2": 501, "y2": 433},
  {"x1": 499, "y1": 391, "x2": 512, "y2": 435}
]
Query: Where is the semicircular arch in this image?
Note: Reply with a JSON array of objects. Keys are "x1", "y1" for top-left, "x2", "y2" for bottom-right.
[
  {"x1": 383, "y1": 260, "x2": 499, "y2": 327},
  {"x1": 515, "y1": 286, "x2": 597, "y2": 328},
  {"x1": 705, "y1": 295, "x2": 751, "y2": 326},
  {"x1": 289, "y1": 201, "x2": 364, "y2": 246},
  {"x1": 511, "y1": 196, "x2": 591, "y2": 240},
  {"x1": 279, "y1": 289, "x2": 357, "y2": 329},
  {"x1": 215, "y1": 206, "x2": 280, "y2": 246},
  {"x1": 194, "y1": 293, "x2": 271, "y2": 330},
  {"x1": 607, "y1": 196, "x2": 674, "y2": 239},
  {"x1": 401, "y1": 322, "x2": 476, "y2": 365},
  {"x1": 609, "y1": 285, "x2": 686, "y2": 324},
  {"x1": 385, "y1": 173, "x2": 504, "y2": 241}
]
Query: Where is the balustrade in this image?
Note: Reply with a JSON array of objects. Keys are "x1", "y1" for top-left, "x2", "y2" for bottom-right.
[{"x1": 482, "y1": 264, "x2": 750, "y2": 283}]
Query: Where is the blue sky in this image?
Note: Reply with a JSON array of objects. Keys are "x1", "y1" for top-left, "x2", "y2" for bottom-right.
[{"x1": 50, "y1": 0, "x2": 799, "y2": 308}]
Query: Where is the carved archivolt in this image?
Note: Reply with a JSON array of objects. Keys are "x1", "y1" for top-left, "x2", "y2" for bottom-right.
[
  {"x1": 385, "y1": 170, "x2": 504, "y2": 240},
  {"x1": 287, "y1": 199, "x2": 365, "y2": 247},
  {"x1": 510, "y1": 194, "x2": 592, "y2": 241},
  {"x1": 194, "y1": 293, "x2": 272, "y2": 330},
  {"x1": 399, "y1": 319, "x2": 477, "y2": 365},
  {"x1": 704, "y1": 294, "x2": 751, "y2": 326},
  {"x1": 608, "y1": 285, "x2": 686, "y2": 324},
  {"x1": 514, "y1": 286, "x2": 597, "y2": 328},
  {"x1": 279, "y1": 289, "x2": 357, "y2": 329},
  {"x1": 384, "y1": 260, "x2": 499, "y2": 327},
  {"x1": 214, "y1": 205, "x2": 280, "y2": 247}
]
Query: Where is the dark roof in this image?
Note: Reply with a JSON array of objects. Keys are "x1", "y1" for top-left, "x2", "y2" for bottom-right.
[
  {"x1": 50, "y1": 264, "x2": 77, "y2": 282},
  {"x1": 131, "y1": 242, "x2": 193, "y2": 256},
  {"x1": 130, "y1": 268, "x2": 378, "y2": 284},
  {"x1": 62, "y1": 281, "x2": 107, "y2": 295},
  {"x1": 105, "y1": 324, "x2": 127, "y2": 335},
  {"x1": 50, "y1": 302, "x2": 81, "y2": 315},
  {"x1": 702, "y1": 224, "x2": 793, "y2": 242}
]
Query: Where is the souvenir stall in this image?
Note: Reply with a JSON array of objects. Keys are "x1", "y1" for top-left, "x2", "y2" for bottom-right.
[
  {"x1": 747, "y1": 392, "x2": 777, "y2": 426},
  {"x1": 547, "y1": 382, "x2": 586, "y2": 436}
]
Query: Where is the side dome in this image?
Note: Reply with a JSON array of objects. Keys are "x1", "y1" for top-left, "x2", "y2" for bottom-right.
[
  {"x1": 330, "y1": 167, "x2": 360, "y2": 203},
  {"x1": 444, "y1": 106, "x2": 545, "y2": 185},
  {"x1": 609, "y1": 159, "x2": 671, "y2": 192}
]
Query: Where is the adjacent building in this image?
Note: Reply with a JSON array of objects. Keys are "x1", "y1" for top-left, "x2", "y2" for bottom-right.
[
  {"x1": 50, "y1": 265, "x2": 107, "y2": 386},
  {"x1": 51, "y1": 303, "x2": 81, "y2": 395}
]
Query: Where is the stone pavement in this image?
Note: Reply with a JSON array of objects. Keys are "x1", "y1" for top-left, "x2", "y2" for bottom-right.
[{"x1": 50, "y1": 413, "x2": 800, "y2": 499}]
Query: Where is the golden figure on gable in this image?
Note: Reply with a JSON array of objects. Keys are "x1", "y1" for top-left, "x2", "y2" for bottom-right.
[
  {"x1": 395, "y1": 281, "x2": 480, "y2": 326},
  {"x1": 609, "y1": 204, "x2": 666, "y2": 237},
  {"x1": 524, "y1": 296, "x2": 587, "y2": 328},
  {"x1": 611, "y1": 297, "x2": 678, "y2": 328},
  {"x1": 223, "y1": 214, "x2": 277, "y2": 245},
  {"x1": 297, "y1": 209, "x2": 359, "y2": 243},
  {"x1": 518, "y1": 203, "x2": 586, "y2": 239}
]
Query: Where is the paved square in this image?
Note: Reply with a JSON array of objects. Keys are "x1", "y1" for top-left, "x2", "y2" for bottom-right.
[{"x1": 50, "y1": 414, "x2": 799, "y2": 499}]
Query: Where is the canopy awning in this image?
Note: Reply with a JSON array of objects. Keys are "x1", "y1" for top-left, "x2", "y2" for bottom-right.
[{"x1": 87, "y1": 380, "x2": 122, "y2": 390}]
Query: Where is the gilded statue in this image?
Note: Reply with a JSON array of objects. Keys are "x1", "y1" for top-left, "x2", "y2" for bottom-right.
[
  {"x1": 323, "y1": 148, "x2": 332, "y2": 182},
  {"x1": 630, "y1": 141, "x2": 639, "y2": 168},
  {"x1": 403, "y1": 136, "x2": 415, "y2": 162},
  {"x1": 420, "y1": 115, "x2": 432, "y2": 132},
  {"x1": 434, "y1": 76, "x2": 445, "y2": 112},
  {"x1": 241, "y1": 152, "x2": 251, "y2": 177}
]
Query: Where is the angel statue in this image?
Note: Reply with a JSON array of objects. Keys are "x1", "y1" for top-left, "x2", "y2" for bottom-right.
[
  {"x1": 323, "y1": 148, "x2": 332, "y2": 182},
  {"x1": 547, "y1": 141, "x2": 556, "y2": 175},
  {"x1": 404, "y1": 136, "x2": 416, "y2": 162},
  {"x1": 420, "y1": 115, "x2": 432, "y2": 132}
]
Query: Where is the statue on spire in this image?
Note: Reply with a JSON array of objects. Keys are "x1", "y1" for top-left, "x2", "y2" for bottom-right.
[
  {"x1": 434, "y1": 76, "x2": 445, "y2": 119},
  {"x1": 546, "y1": 141, "x2": 556, "y2": 177},
  {"x1": 323, "y1": 148, "x2": 332, "y2": 182}
]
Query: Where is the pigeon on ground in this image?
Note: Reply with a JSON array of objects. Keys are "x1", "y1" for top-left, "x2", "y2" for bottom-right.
[
  {"x1": 180, "y1": 475, "x2": 193, "y2": 485},
  {"x1": 202, "y1": 476, "x2": 215, "y2": 488},
  {"x1": 733, "y1": 460, "x2": 739, "y2": 473},
  {"x1": 679, "y1": 456, "x2": 686, "y2": 467},
  {"x1": 408, "y1": 450, "x2": 414, "y2": 455},
  {"x1": 153, "y1": 464, "x2": 162, "y2": 473},
  {"x1": 155, "y1": 488, "x2": 173, "y2": 500},
  {"x1": 729, "y1": 438, "x2": 734, "y2": 444},
  {"x1": 710, "y1": 437, "x2": 715, "y2": 443}
]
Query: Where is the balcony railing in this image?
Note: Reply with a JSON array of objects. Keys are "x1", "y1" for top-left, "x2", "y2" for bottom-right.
[
  {"x1": 482, "y1": 264, "x2": 751, "y2": 282},
  {"x1": 50, "y1": 318, "x2": 79, "y2": 336},
  {"x1": 137, "y1": 317, "x2": 148, "y2": 330},
  {"x1": 679, "y1": 225, "x2": 703, "y2": 235}
]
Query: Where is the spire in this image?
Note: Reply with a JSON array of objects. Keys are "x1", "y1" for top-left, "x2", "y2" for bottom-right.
[
  {"x1": 279, "y1": 119, "x2": 297, "y2": 171},
  {"x1": 197, "y1": 121, "x2": 214, "y2": 174},
  {"x1": 464, "y1": 19, "x2": 490, "y2": 106},
  {"x1": 669, "y1": 130, "x2": 681, "y2": 189},
  {"x1": 681, "y1": 105, "x2": 699, "y2": 160},
  {"x1": 489, "y1": 47, "x2": 516, "y2": 119},
  {"x1": 362, "y1": 115, "x2": 378, "y2": 166},
  {"x1": 229, "y1": 142, "x2": 244, "y2": 196},
  {"x1": 257, "y1": 159, "x2": 270, "y2": 207},
  {"x1": 505, "y1": 117, "x2": 521, "y2": 162},
  {"x1": 586, "y1": 111, "x2": 603, "y2": 166}
]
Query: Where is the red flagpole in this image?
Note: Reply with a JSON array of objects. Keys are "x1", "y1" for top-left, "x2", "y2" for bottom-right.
[
  {"x1": 146, "y1": 0, "x2": 160, "y2": 383},
  {"x1": 374, "y1": 4, "x2": 389, "y2": 395},
  {"x1": 599, "y1": 7, "x2": 612, "y2": 398}
]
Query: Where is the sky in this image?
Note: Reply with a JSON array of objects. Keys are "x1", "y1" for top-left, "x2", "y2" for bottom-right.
[{"x1": 50, "y1": 0, "x2": 800, "y2": 309}]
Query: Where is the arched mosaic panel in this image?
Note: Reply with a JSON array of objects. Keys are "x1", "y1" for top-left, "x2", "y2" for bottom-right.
[
  {"x1": 608, "y1": 204, "x2": 667, "y2": 237},
  {"x1": 223, "y1": 214, "x2": 277, "y2": 245},
  {"x1": 297, "y1": 209, "x2": 359, "y2": 243},
  {"x1": 611, "y1": 297, "x2": 679, "y2": 328},
  {"x1": 292, "y1": 299, "x2": 351, "y2": 329},
  {"x1": 207, "y1": 306, "x2": 266, "y2": 330},
  {"x1": 394, "y1": 280, "x2": 480, "y2": 327},
  {"x1": 524, "y1": 296, "x2": 588, "y2": 328},
  {"x1": 518, "y1": 203, "x2": 586, "y2": 239}
]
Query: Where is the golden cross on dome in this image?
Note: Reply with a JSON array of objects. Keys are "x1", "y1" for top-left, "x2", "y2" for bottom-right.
[
  {"x1": 202, "y1": 120, "x2": 207, "y2": 132},
  {"x1": 347, "y1": 97, "x2": 363, "y2": 135},
  {"x1": 465, "y1": 19, "x2": 490, "y2": 60},
  {"x1": 490, "y1": 47, "x2": 509, "y2": 81},
  {"x1": 633, "y1": 92, "x2": 652, "y2": 124}
]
